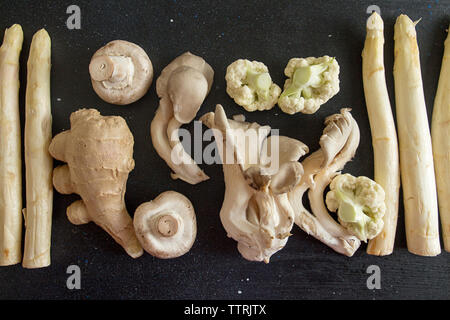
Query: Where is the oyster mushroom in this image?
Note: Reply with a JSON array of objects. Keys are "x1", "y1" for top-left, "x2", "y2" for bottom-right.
[
  {"x1": 133, "y1": 191, "x2": 196, "y2": 259},
  {"x1": 200, "y1": 105, "x2": 308, "y2": 263},
  {"x1": 288, "y1": 108, "x2": 362, "y2": 256},
  {"x1": 89, "y1": 40, "x2": 153, "y2": 105},
  {"x1": 270, "y1": 161, "x2": 304, "y2": 194},
  {"x1": 151, "y1": 52, "x2": 214, "y2": 184}
]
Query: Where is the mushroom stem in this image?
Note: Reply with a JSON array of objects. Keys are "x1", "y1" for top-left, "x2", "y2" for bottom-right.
[
  {"x1": 167, "y1": 117, "x2": 182, "y2": 149},
  {"x1": 157, "y1": 214, "x2": 179, "y2": 237},
  {"x1": 89, "y1": 55, "x2": 133, "y2": 85},
  {"x1": 151, "y1": 97, "x2": 209, "y2": 184}
]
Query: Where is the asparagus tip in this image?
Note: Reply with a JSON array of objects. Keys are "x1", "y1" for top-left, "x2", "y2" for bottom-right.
[{"x1": 367, "y1": 11, "x2": 383, "y2": 31}]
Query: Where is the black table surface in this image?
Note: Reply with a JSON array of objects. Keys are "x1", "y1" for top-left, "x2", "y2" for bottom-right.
[{"x1": 0, "y1": 0, "x2": 449, "y2": 300}]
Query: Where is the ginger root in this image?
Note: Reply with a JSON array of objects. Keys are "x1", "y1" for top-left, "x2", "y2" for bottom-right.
[{"x1": 49, "y1": 109, "x2": 143, "y2": 258}]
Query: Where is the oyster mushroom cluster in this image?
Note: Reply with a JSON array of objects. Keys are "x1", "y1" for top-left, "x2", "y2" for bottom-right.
[
  {"x1": 288, "y1": 108, "x2": 363, "y2": 257},
  {"x1": 201, "y1": 106, "x2": 368, "y2": 261},
  {"x1": 201, "y1": 105, "x2": 308, "y2": 263}
]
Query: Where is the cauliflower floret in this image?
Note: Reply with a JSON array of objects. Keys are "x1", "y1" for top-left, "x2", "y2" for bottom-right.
[
  {"x1": 225, "y1": 59, "x2": 281, "y2": 112},
  {"x1": 325, "y1": 173, "x2": 385, "y2": 242},
  {"x1": 278, "y1": 56, "x2": 340, "y2": 114}
]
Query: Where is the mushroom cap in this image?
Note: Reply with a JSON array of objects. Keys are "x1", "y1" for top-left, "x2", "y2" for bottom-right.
[
  {"x1": 260, "y1": 135, "x2": 309, "y2": 171},
  {"x1": 270, "y1": 161, "x2": 304, "y2": 194},
  {"x1": 156, "y1": 51, "x2": 214, "y2": 98},
  {"x1": 133, "y1": 191, "x2": 197, "y2": 259},
  {"x1": 243, "y1": 165, "x2": 272, "y2": 190},
  {"x1": 167, "y1": 66, "x2": 209, "y2": 123},
  {"x1": 155, "y1": 52, "x2": 213, "y2": 124},
  {"x1": 90, "y1": 40, "x2": 153, "y2": 105},
  {"x1": 244, "y1": 161, "x2": 304, "y2": 195}
]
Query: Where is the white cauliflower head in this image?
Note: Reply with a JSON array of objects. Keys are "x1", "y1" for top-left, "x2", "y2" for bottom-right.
[
  {"x1": 225, "y1": 59, "x2": 281, "y2": 112},
  {"x1": 278, "y1": 56, "x2": 340, "y2": 114},
  {"x1": 325, "y1": 173, "x2": 385, "y2": 242}
]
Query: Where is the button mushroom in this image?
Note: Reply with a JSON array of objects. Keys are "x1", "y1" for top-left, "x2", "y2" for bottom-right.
[
  {"x1": 200, "y1": 105, "x2": 308, "y2": 263},
  {"x1": 133, "y1": 191, "x2": 197, "y2": 259},
  {"x1": 89, "y1": 40, "x2": 153, "y2": 105},
  {"x1": 151, "y1": 52, "x2": 214, "y2": 184},
  {"x1": 288, "y1": 108, "x2": 362, "y2": 257}
]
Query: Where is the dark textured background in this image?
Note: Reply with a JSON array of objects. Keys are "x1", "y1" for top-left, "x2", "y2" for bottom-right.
[{"x1": 0, "y1": 0, "x2": 449, "y2": 300}]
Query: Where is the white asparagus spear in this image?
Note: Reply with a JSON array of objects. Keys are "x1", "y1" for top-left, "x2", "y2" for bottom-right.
[
  {"x1": 362, "y1": 13, "x2": 400, "y2": 256},
  {"x1": 22, "y1": 29, "x2": 53, "y2": 268},
  {"x1": 393, "y1": 15, "x2": 441, "y2": 256},
  {"x1": 431, "y1": 25, "x2": 450, "y2": 252},
  {"x1": 0, "y1": 24, "x2": 24, "y2": 266}
]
